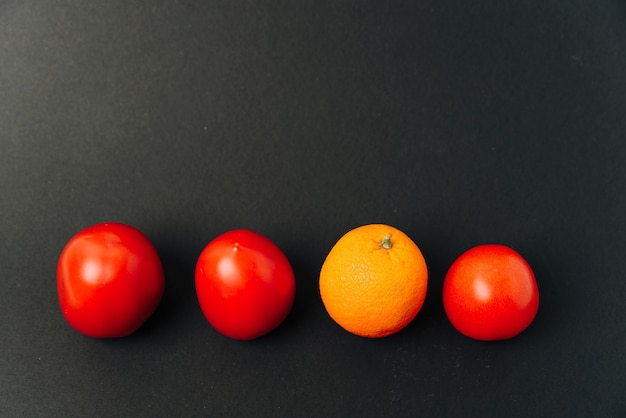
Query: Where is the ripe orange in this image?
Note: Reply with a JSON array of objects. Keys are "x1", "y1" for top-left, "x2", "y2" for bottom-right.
[{"x1": 319, "y1": 224, "x2": 428, "y2": 338}]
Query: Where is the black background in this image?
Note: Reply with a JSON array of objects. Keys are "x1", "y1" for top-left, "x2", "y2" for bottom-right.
[{"x1": 1, "y1": 1, "x2": 625, "y2": 417}]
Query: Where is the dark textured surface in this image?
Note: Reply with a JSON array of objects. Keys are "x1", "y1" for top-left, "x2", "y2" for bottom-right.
[{"x1": 1, "y1": 1, "x2": 625, "y2": 416}]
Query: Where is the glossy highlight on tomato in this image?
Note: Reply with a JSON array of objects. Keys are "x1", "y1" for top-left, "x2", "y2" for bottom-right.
[
  {"x1": 442, "y1": 244, "x2": 539, "y2": 341},
  {"x1": 57, "y1": 222, "x2": 165, "y2": 338},
  {"x1": 195, "y1": 229, "x2": 296, "y2": 340}
]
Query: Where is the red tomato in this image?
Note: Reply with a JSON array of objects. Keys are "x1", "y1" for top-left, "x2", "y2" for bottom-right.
[
  {"x1": 442, "y1": 244, "x2": 539, "y2": 341},
  {"x1": 57, "y1": 222, "x2": 165, "y2": 338},
  {"x1": 195, "y1": 229, "x2": 296, "y2": 340}
]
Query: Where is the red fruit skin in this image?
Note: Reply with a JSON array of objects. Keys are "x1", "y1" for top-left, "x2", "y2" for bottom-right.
[
  {"x1": 443, "y1": 244, "x2": 539, "y2": 341},
  {"x1": 195, "y1": 229, "x2": 296, "y2": 340},
  {"x1": 57, "y1": 222, "x2": 165, "y2": 338}
]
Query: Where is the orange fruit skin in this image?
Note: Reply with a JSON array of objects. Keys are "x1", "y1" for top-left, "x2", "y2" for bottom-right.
[{"x1": 319, "y1": 224, "x2": 428, "y2": 338}]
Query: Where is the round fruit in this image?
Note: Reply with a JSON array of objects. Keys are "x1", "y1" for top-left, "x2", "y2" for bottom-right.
[
  {"x1": 442, "y1": 244, "x2": 539, "y2": 341},
  {"x1": 57, "y1": 222, "x2": 165, "y2": 338},
  {"x1": 195, "y1": 229, "x2": 296, "y2": 340},
  {"x1": 319, "y1": 224, "x2": 428, "y2": 338}
]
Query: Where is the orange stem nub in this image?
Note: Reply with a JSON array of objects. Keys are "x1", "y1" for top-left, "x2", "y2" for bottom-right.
[{"x1": 380, "y1": 236, "x2": 393, "y2": 250}]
